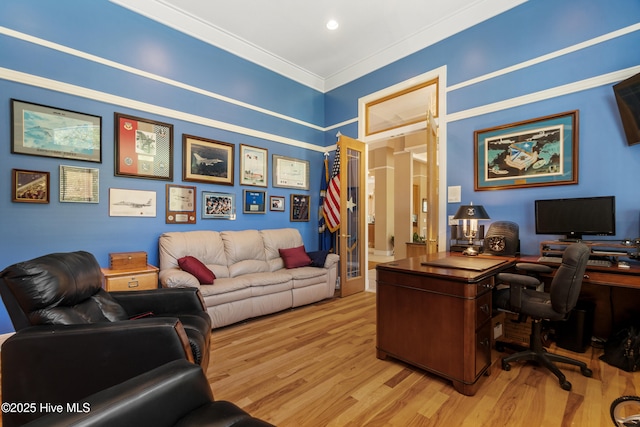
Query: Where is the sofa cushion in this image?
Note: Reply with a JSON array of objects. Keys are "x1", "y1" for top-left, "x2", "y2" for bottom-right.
[
  {"x1": 261, "y1": 228, "x2": 304, "y2": 261},
  {"x1": 279, "y1": 246, "x2": 312, "y2": 269},
  {"x1": 178, "y1": 256, "x2": 215, "y2": 284},
  {"x1": 307, "y1": 250, "x2": 329, "y2": 268},
  {"x1": 159, "y1": 231, "x2": 229, "y2": 277}
]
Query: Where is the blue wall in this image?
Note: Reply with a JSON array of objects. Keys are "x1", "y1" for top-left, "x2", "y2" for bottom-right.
[
  {"x1": 326, "y1": 0, "x2": 640, "y2": 253},
  {"x1": 1, "y1": 0, "x2": 639, "y2": 333}
]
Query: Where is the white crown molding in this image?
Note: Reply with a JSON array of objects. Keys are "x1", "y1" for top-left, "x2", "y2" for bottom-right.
[
  {"x1": 109, "y1": 0, "x2": 326, "y2": 91},
  {"x1": 110, "y1": 0, "x2": 527, "y2": 92}
]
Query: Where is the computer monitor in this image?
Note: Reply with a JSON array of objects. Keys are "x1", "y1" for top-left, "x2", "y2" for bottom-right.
[{"x1": 535, "y1": 196, "x2": 616, "y2": 241}]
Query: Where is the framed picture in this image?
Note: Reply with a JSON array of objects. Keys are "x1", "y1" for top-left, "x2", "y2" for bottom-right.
[
  {"x1": 183, "y1": 134, "x2": 234, "y2": 185},
  {"x1": 12, "y1": 169, "x2": 49, "y2": 203},
  {"x1": 202, "y1": 191, "x2": 236, "y2": 220},
  {"x1": 270, "y1": 195, "x2": 285, "y2": 212},
  {"x1": 290, "y1": 194, "x2": 310, "y2": 222},
  {"x1": 166, "y1": 184, "x2": 196, "y2": 224},
  {"x1": 59, "y1": 165, "x2": 99, "y2": 203},
  {"x1": 109, "y1": 188, "x2": 156, "y2": 217},
  {"x1": 240, "y1": 144, "x2": 267, "y2": 187},
  {"x1": 474, "y1": 110, "x2": 579, "y2": 191},
  {"x1": 11, "y1": 99, "x2": 102, "y2": 163},
  {"x1": 243, "y1": 189, "x2": 266, "y2": 213},
  {"x1": 114, "y1": 113, "x2": 173, "y2": 180},
  {"x1": 273, "y1": 155, "x2": 310, "y2": 190}
]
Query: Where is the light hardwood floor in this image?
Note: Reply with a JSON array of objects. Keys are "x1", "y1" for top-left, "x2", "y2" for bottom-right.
[{"x1": 207, "y1": 292, "x2": 637, "y2": 427}]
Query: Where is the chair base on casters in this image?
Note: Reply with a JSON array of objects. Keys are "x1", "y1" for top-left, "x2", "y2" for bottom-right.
[{"x1": 500, "y1": 318, "x2": 593, "y2": 391}]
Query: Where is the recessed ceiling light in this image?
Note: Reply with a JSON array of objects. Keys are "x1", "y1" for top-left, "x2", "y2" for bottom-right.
[{"x1": 326, "y1": 19, "x2": 339, "y2": 31}]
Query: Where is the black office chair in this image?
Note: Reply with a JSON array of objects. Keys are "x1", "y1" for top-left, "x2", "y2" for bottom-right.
[{"x1": 493, "y1": 243, "x2": 593, "y2": 391}]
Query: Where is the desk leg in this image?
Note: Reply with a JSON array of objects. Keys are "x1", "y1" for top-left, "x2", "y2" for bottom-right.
[{"x1": 376, "y1": 349, "x2": 389, "y2": 360}]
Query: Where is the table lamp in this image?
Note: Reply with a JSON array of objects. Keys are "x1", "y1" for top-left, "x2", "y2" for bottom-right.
[{"x1": 453, "y1": 202, "x2": 490, "y2": 255}]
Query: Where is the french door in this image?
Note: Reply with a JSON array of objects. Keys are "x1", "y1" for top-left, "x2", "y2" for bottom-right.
[{"x1": 338, "y1": 135, "x2": 366, "y2": 297}]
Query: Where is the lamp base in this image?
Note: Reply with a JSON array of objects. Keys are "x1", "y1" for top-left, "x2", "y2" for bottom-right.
[{"x1": 462, "y1": 246, "x2": 481, "y2": 256}]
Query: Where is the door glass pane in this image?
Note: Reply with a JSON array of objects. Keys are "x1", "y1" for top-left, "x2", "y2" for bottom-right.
[{"x1": 346, "y1": 147, "x2": 361, "y2": 279}]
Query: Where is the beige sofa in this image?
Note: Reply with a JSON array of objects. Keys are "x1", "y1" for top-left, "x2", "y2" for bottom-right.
[{"x1": 159, "y1": 228, "x2": 338, "y2": 328}]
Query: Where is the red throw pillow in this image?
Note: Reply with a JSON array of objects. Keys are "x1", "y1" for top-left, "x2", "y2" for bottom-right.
[
  {"x1": 178, "y1": 256, "x2": 215, "y2": 284},
  {"x1": 279, "y1": 245, "x2": 312, "y2": 269}
]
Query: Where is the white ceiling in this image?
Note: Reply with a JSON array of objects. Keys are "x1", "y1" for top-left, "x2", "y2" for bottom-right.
[{"x1": 111, "y1": 0, "x2": 527, "y2": 91}]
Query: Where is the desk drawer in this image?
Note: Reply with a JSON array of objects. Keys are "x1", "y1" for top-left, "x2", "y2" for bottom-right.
[
  {"x1": 105, "y1": 272, "x2": 157, "y2": 291},
  {"x1": 476, "y1": 292, "x2": 492, "y2": 328}
]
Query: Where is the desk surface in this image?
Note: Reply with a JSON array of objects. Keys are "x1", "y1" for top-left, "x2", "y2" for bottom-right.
[{"x1": 376, "y1": 253, "x2": 517, "y2": 283}]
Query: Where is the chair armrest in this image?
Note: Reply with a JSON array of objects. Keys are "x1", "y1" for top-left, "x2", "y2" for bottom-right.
[
  {"x1": 515, "y1": 262, "x2": 553, "y2": 274},
  {"x1": 110, "y1": 287, "x2": 206, "y2": 317},
  {"x1": 23, "y1": 360, "x2": 212, "y2": 427},
  {"x1": 496, "y1": 272, "x2": 541, "y2": 311},
  {"x1": 1, "y1": 319, "x2": 194, "y2": 426},
  {"x1": 160, "y1": 268, "x2": 201, "y2": 288}
]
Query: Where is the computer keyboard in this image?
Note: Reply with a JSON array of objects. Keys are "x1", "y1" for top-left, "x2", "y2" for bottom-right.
[{"x1": 537, "y1": 256, "x2": 612, "y2": 267}]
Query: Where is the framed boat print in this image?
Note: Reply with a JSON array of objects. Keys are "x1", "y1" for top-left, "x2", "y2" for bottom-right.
[
  {"x1": 183, "y1": 134, "x2": 234, "y2": 185},
  {"x1": 12, "y1": 169, "x2": 50, "y2": 203},
  {"x1": 11, "y1": 99, "x2": 102, "y2": 163},
  {"x1": 240, "y1": 144, "x2": 267, "y2": 187},
  {"x1": 114, "y1": 113, "x2": 173, "y2": 180},
  {"x1": 474, "y1": 110, "x2": 579, "y2": 191},
  {"x1": 273, "y1": 155, "x2": 309, "y2": 190}
]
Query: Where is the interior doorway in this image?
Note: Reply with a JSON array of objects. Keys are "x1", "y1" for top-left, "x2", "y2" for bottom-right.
[{"x1": 359, "y1": 69, "x2": 445, "y2": 290}]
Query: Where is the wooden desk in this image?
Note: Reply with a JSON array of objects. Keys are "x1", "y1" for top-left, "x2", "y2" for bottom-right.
[
  {"x1": 376, "y1": 254, "x2": 517, "y2": 396},
  {"x1": 519, "y1": 256, "x2": 640, "y2": 339}
]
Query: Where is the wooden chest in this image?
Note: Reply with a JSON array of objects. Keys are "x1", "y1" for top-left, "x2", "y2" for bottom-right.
[{"x1": 109, "y1": 251, "x2": 147, "y2": 271}]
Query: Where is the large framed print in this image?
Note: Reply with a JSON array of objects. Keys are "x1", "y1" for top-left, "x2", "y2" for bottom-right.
[
  {"x1": 115, "y1": 113, "x2": 173, "y2": 180},
  {"x1": 273, "y1": 155, "x2": 310, "y2": 190},
  {"x1": 166, "y1": 184, "x2": 196, "y2": 224},
  {"x1": 183, "y1": 134, "x2": 234, "y2": 185},
  {"x1": 11, "y1": 99, "x2": 101, "y2": 163},
  {"x1": 59, "y1": 165, "x2": 99, "y2": 203},
  {"x1": 243, "y1": 189, "x2": 266, "y2": 213},
  {"x1": 12, "y1": 169, "x2": 50, "y2": 203},
  {"x1": 240, "y1": 144, "x2": 267, "y2": 187},
  {"x1": 109, "y1": 188, "x2": 156, "y2": 217},
  {"x1": 203, "y1": 191, "x2": 236, "y2": 219},
  {"x1": 290, "y1": 194, "x2": 310, "y2": 222},
  {"x1": 474, "y1": 110, "x2": 579, "y2": 191}
]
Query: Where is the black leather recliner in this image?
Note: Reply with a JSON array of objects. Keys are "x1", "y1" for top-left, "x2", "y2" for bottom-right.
[
  {"x1": 22, "y1": 359, "x2": 274, "y2": 427},
  {"x1": 0, "y1": 251, "x2": 212, "y2": 427}
]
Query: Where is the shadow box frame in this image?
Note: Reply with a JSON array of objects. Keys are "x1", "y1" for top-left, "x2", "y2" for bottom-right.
[
  {"x1": 290, "y1": 194, "x2": 310, "y2": 222},
  {"x1": 114, "y1": 112, "x2": 174, "y2": 181}
]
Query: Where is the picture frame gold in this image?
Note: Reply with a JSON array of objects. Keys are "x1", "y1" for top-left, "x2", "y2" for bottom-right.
[{"x1": 183, "y1": 134, "x2": 234, "y2": 185}]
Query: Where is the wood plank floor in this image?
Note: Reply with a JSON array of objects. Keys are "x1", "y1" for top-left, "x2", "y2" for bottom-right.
[{"x1": 207, "y1": 292, "x2": 638, "y2": 427}]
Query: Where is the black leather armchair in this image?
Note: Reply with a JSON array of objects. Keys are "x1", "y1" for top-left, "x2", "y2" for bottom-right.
[
  {"x1": 23, "y1": 359, "x2": 274, "y2": 427},
  {"x1": 0, "y1": 251, "x2": 211, "y2": 426},
  {"x1": 493, "y1": 243, "x2": 593, "y2": 391}
]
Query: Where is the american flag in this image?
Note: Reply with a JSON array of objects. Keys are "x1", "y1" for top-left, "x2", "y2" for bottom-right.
[{"x1": 322, "y1": 145, "x2": 340, "y2": 232}]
